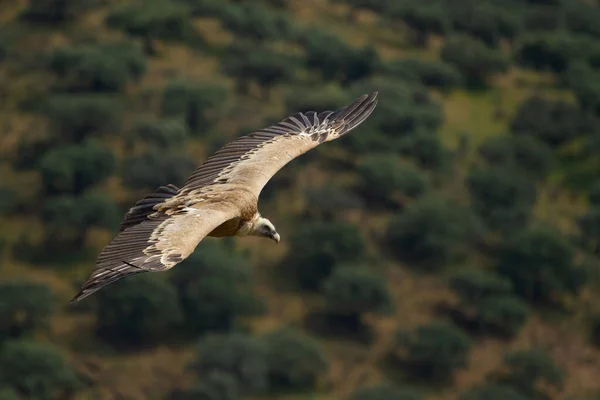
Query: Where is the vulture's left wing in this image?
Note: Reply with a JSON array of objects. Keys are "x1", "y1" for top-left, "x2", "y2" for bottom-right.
[{"x1": 180, "y1": 92, "x2": 378, "y2": 198}]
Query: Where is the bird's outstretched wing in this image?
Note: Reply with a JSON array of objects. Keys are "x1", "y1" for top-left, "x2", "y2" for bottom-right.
[
  {"x1": 180, "y1": 91, "x2": 379, "y2": 198},
  {"x1": 71, "y1": 205, "x2": 236, "y2": 302}
]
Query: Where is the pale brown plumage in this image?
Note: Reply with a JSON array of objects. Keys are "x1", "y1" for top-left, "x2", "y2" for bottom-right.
[{"x1": 71, "y1": 91, "x2": 379, "y2": 302}]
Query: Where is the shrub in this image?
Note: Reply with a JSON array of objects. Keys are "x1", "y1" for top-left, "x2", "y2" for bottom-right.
[
  {"x1": 301, "y1": 28, "x2": 378, "y2": 85},
  {"x1": 357, "y1": 155, "x2": 427, "y2": 209},
  {"x1": 0, "y1": 281, "x2": 54, "y2": 340},
  {"x1": 221, "y1": 43, "x2": 296, "y2": 98},
  {"x1": 467, "y1": 166, "x2": 537, "y2": 232},
  {"x1": 381, "y1": 58, "x2": 462, "y2": 92},
  {"x1": 478, "y1": 135, "x2": 555, "y2": 179},
  {"x1": 0, "y1": 340, "x2": 82, "y2": 399},
  {"x1": 176, "y1": 370, "x2": 240, "y2": 400},
  {"x1": 128, "y1": 117, "x2": 188, "y2": 149},
  {"x1": 589, "y1": 180, "x2": 600, "y2": 206},
  {"x1": 43, "y1": 94, "x2": 123, "y2": 142},
  {"x1": 461, "y1": 384, "x2": 530, "y2": 400},
  {"x1": 121, "y1": 150, "x2": 196, "y2": 190},
  {"x1": 0, "y1": 187, "x2": 17, "y2": 215},
  {"x1": 49, "y1": 41, "x2": 146, "y2": 92},
  {"x1": 283, "y1": 85, "x2": 349, "y2": 115},
  {"x1": 95, "y1": 274, "x2": 183, "y2": 345},
  {"x1": 349, "y1": 384, "x2": 421, "y2": 400},
  {"x1": 219, "y1": 2, "x2": 295, "y2": 41},
  {"x1": 566, "y1": 62, "x2": 600, "y2": 114},
  {"x1": 39, "y1": 141, "x2": 116, "y2": 195},
  {"x1": 389, "y1": 1, "x2": 450, "y2": 46},
  {"x1": 385, "y1": 196, "x2": 481, "y2": 271},
  {"x1": 283, "y1": 221, "x2": 365, "y2": 290},
  {"x1": 440, "y1": 34, "x2": 509, "y2": 88},
  {"x1": 169, "y1": 242, "x2": 262, "y2": 335},
  {"x1": 261, "y1": 327, "x2": 327, "y2": 392},
  {"x1": 391, "y1": 322, "x2": 471, "y2": 384},
  {"x1": 161, "y1": 79, "x2": 226, "y2": 134},
  {"x1": 494, "y1": 348, "x2": 564, "y2": 400},
  {"x1": 497, "y1": 225, "x2": 585, "y2": 305},
  {"x1": 190, "y1": 333, "x2": 268, "y2": 395},
  {"x1": 397, "y1": 131, "x2": 446, "y2": 170},
  {"x1": 303, "y1": 184, "x2": 365, "y2": 220},
  {"x1": 22, "y1": 0, "x2": 91, "y2": 22},
  {"x1": 106, "y1": 0, "x2": 196, "y2": 53},
  {"x1": 323, "y1": 267, "x2": 393, "y2": 320},
  {"x1": 564, "y1": 1, "x2": 600, "y2": 39},
  {"x1": 510, "y1": 95, "x2": 595, "y2": 147},
  {"x1": 448, "y1": 269, "x2": 513, "y2": 304}
]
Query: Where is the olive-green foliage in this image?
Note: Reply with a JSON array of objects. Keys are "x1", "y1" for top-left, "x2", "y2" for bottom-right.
[
  {"x1": 493, "y1": 348, "x2": 564, "y2": 400},
  {"x1": 12, "y1": 137, "x2": 54, "y2": 171},
  {"x1": 589, "y1": 180, "x2": 600, "y2": 206},
  {"x1": 497, "y1": 225, "x2": 585, "y2": 305},
  {"x1": 0, "y1": 340, "x2": 82, "y2": 400},
  {"x1": 169, "y1": 242, "x2": 262, "y2": 335},
  {"x1": 357, "y1": 155, "x2": 427, "y2": 209},
  {"x1": 283, "y1": 85, "x2": 349, "y2": 115},
  {"x1": 39, "y1": 140, "x2": 116, "y2": 195},
  {"x1": 283, "y1": 221, "x2": 365, "y2": 290},
  {"x1": 564, "y1": 1, "x2": 600, "y2": 39},
  {"x1": 121, "y1": 150, "x2": 196, "y2": 189},
  {"x1": 523, "y1": 6, "x2": 562, "y2": 32},
  {"x1": 22, "y1": 0, "x2": 91, "y2": 22},
  {"x1": 345, "y1": 79, "x2": 442, "y2": 152},
  {"x1": 95, "y1": 274, "x2": 183, "y2": 345},
  {"x1": 303, "y1": 184, "x2": 365, "y2": 220},
  {"x1": 176, "y1": 370, "x2": 241, "y2": 400},
  {"x1": 191, "y1": 333, "x2": 268, "y2": 395},
  {"x1": 161, "y1": 79, "x2": 226, "y2": 134},
  {"x1": 0, "y1": 187, "x2": 17, "y2": 215},
  {"x1": 174, "y1": 0, "x2": 229, "y2": 17},
  {"x1": 460, "y1": 384, "x2": 530, "y2": 400},
  {"x1": 128, "y1": 117, "x2": 188, "y2": 149},
  {"x1": 590, "y1": 314, "x2": 600, "y2": 347},
  {"x1": 323, "y1": 267, "x2": 393, "y2": 317},
  {"x1": 516, "y1": 32, "x2": 600, "y2": 74},
  {"x1": 440, "y1": 34, "x2": 508, "y2": 88},
  {"x1": 566, "y1": 62, "x2": 600, "y2": 113},
  {"x1": 0, "y1": 386, "x2": 19, "y2": 400},
  {"x1": 392, "y1": 322, "x2": 471, "y2": 384},
  {"x1": 0, "y1": 281, "x2": 54, "y2": 340},
  {"x1": 261, "y1": 327, "x2": 328, "y2": 392},
  {"x1": 49, "y1": 42, "x2": 146, "y2": 93},
  {"x1": 510, "y1": 95, "x2": 596, "y2": 147},
  {"x1": 42, "y1": 192, "x2": 120, "y2": 232},
  {"x1": 578, "y1": 207, "x2": 600, "y2": 254},
  {"x1": 43, "y1": 94, "x2": 123, "y2": 143},
  {"x1": 448, "y1": 269, "x2": 530, "y2": 338},
  {"x1": 106, "y1": 0, "x2": 196, "y2": 51},
  {"x1": 397, "y1": 131, "x2": 447, "y2": 170},
  {"x1": 218, "y1": 2, "x2": 295, "y2": 41},
  {"x1": 478, "y1": 135, "x2": 555, "y2": 179},
  {"x1": 448, "y1": 1, "x2": 521, "y2": 47},
  {"x1": 349, "y1": 384, "x2": 421, "y2": 400},
  {"x1": 381, "y1": 58, "x2": 462, "y2": 92},
  {"x1": 221, "y1": 43, "x2": 296, "y2": 97},
  {"x1": 301, "y1": 28, "x2": 378, "y2": 85},
  {"x1": 385, "y1": 196, "x2": 481, "y2": 271},
  {"x1": 390, "y1": 1, "x2": 450, "y2": 46},
  {"x1": 467, "y1": 166, "x2": 537, "y2": 232}
]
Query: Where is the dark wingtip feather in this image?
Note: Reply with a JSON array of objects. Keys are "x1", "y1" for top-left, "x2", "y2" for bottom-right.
[
  {"x1": 330, "y1": 91, "x2": 379, "y2": 135},
  {"x1": 70, "y1": 262, "x2": 146, "y2": 302}
]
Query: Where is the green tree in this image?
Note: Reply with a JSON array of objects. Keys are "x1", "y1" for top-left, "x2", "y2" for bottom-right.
[
  {"x1": 391, "y1": 322, "x2": 471, "y2": 384},
  {"x1": 282, "y1": 221, "x2": 365, "y2": 290},
  {"x1": 283, "y1": 85, "x2": 349, "y2": 115},
  {"x1": 219, "y1": 2, "x2": 295, "y2": 41},
  {"x1": 175, "y1": 370, "x2": 240, "y2": 400},
  {"x1": 22, "y1": 0, "x2": 91, "y2": 22},
  {"x1": 161, "y1": 79, "x2": 226, "y2": 134},
  {"x1": 48, "y1": 41, "x2": 146, "y2": 92},
  {"x1": 106, "y1": 0, "x2": 197, "y2": 54},
  {"x1": 39, "y1": 141, "x2": 116, "y2": 195},
  {"x1": 349, "y1": 384, "x2": 421, "y2": 400},
  {"x1": 389, "y1": 1, "x2": 450, "y2": 46},
  {"x1": 121, "y1": 150, "x2": 196, "y2": 189},
  {"x1": 261, "y1": 327, "x2": 328, "y2": 392},
  {"x1": 0, "y1": 340, "x2": 82, "y2": 400},
  {"x1": 467, "y1": 166, "x2": 537, "y2": 232},
  {"x1": 169, "y1": 242, "x2": 262, "y2": 335},
  {"x1": 397, "y1": 131, "x2": 447, "y2": 170},
  {"x1": 381, "y1": 58, "x2": 462, "y2": 92},
  {"x1": 43, "y1": 94, "x2": 123, "y2": 143},
  {"x1": 302, "y1": 184, "x2": 365, "y2": 221},
  {"x1": 493, "y1": 348, "x2": 564, "y2": 400},
  {"x1": 385, "y1": 196, "x2": 481, "y2": 271},
  {"x1": 440, "y1": 34, "x2": 509, "y2": 88},
  {"x1": 221, "y1": 43, "x2": 296, "y2": 99},
  {"x1": 128, "y1": 117, "x2": 188, "y2": 149},
  {"x1": 496, "y1": 225, "x2": 585, "y2": 305},
  {"x1": 190, "y1": 333, "x2": 268, "y2": 395},
  {"x1": 0, "y1": 281, "x2": 54, "y2": 340},
  {"x1": 95, "y1": 274, "x2": 183, "y2": 346},
  {"x1": 357, "y1": 155, "x2": 427, "y2": 209},
  {"x1": 461, "y1": 384, "x2": 530, "y2": 400}
]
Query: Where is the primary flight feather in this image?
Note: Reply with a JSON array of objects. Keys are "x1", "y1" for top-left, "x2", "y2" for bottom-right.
[{"x1": 72, "y1": 91, "x2": 379, "y2": 302}]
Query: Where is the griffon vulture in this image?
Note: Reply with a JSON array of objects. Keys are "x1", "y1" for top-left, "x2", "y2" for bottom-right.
[{"x1": 71, "y1": 91, "x2": 379, "y2": 302}]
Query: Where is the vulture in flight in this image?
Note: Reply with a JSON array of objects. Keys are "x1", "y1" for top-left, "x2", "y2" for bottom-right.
[{"x1": 72, "y1": 91, "x2": 379, "y2": 302}]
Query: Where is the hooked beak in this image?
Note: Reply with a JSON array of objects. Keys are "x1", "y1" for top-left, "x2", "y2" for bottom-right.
[{"x1": 271, "y1": 232, "x2": 280, "y2": 244}]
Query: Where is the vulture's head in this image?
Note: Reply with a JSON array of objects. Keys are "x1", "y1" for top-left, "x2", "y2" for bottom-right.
[{"x1": 252, "y1": 217, "x2": 280, "y2": 244}]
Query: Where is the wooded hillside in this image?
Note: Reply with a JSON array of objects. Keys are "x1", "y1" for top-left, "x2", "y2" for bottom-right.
[{"x1": 2, "y1": 0, "x2": 600, "y2": 399}]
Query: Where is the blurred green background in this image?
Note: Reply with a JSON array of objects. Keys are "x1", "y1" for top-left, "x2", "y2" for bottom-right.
[{"x1": 2, "y1": 0, "x2": 600, "y2": 399}]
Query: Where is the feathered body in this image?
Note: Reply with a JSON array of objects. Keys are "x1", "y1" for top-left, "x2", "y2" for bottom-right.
[{"x1": 72, "y1": 92, "x2": 379, "y2": 302}]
